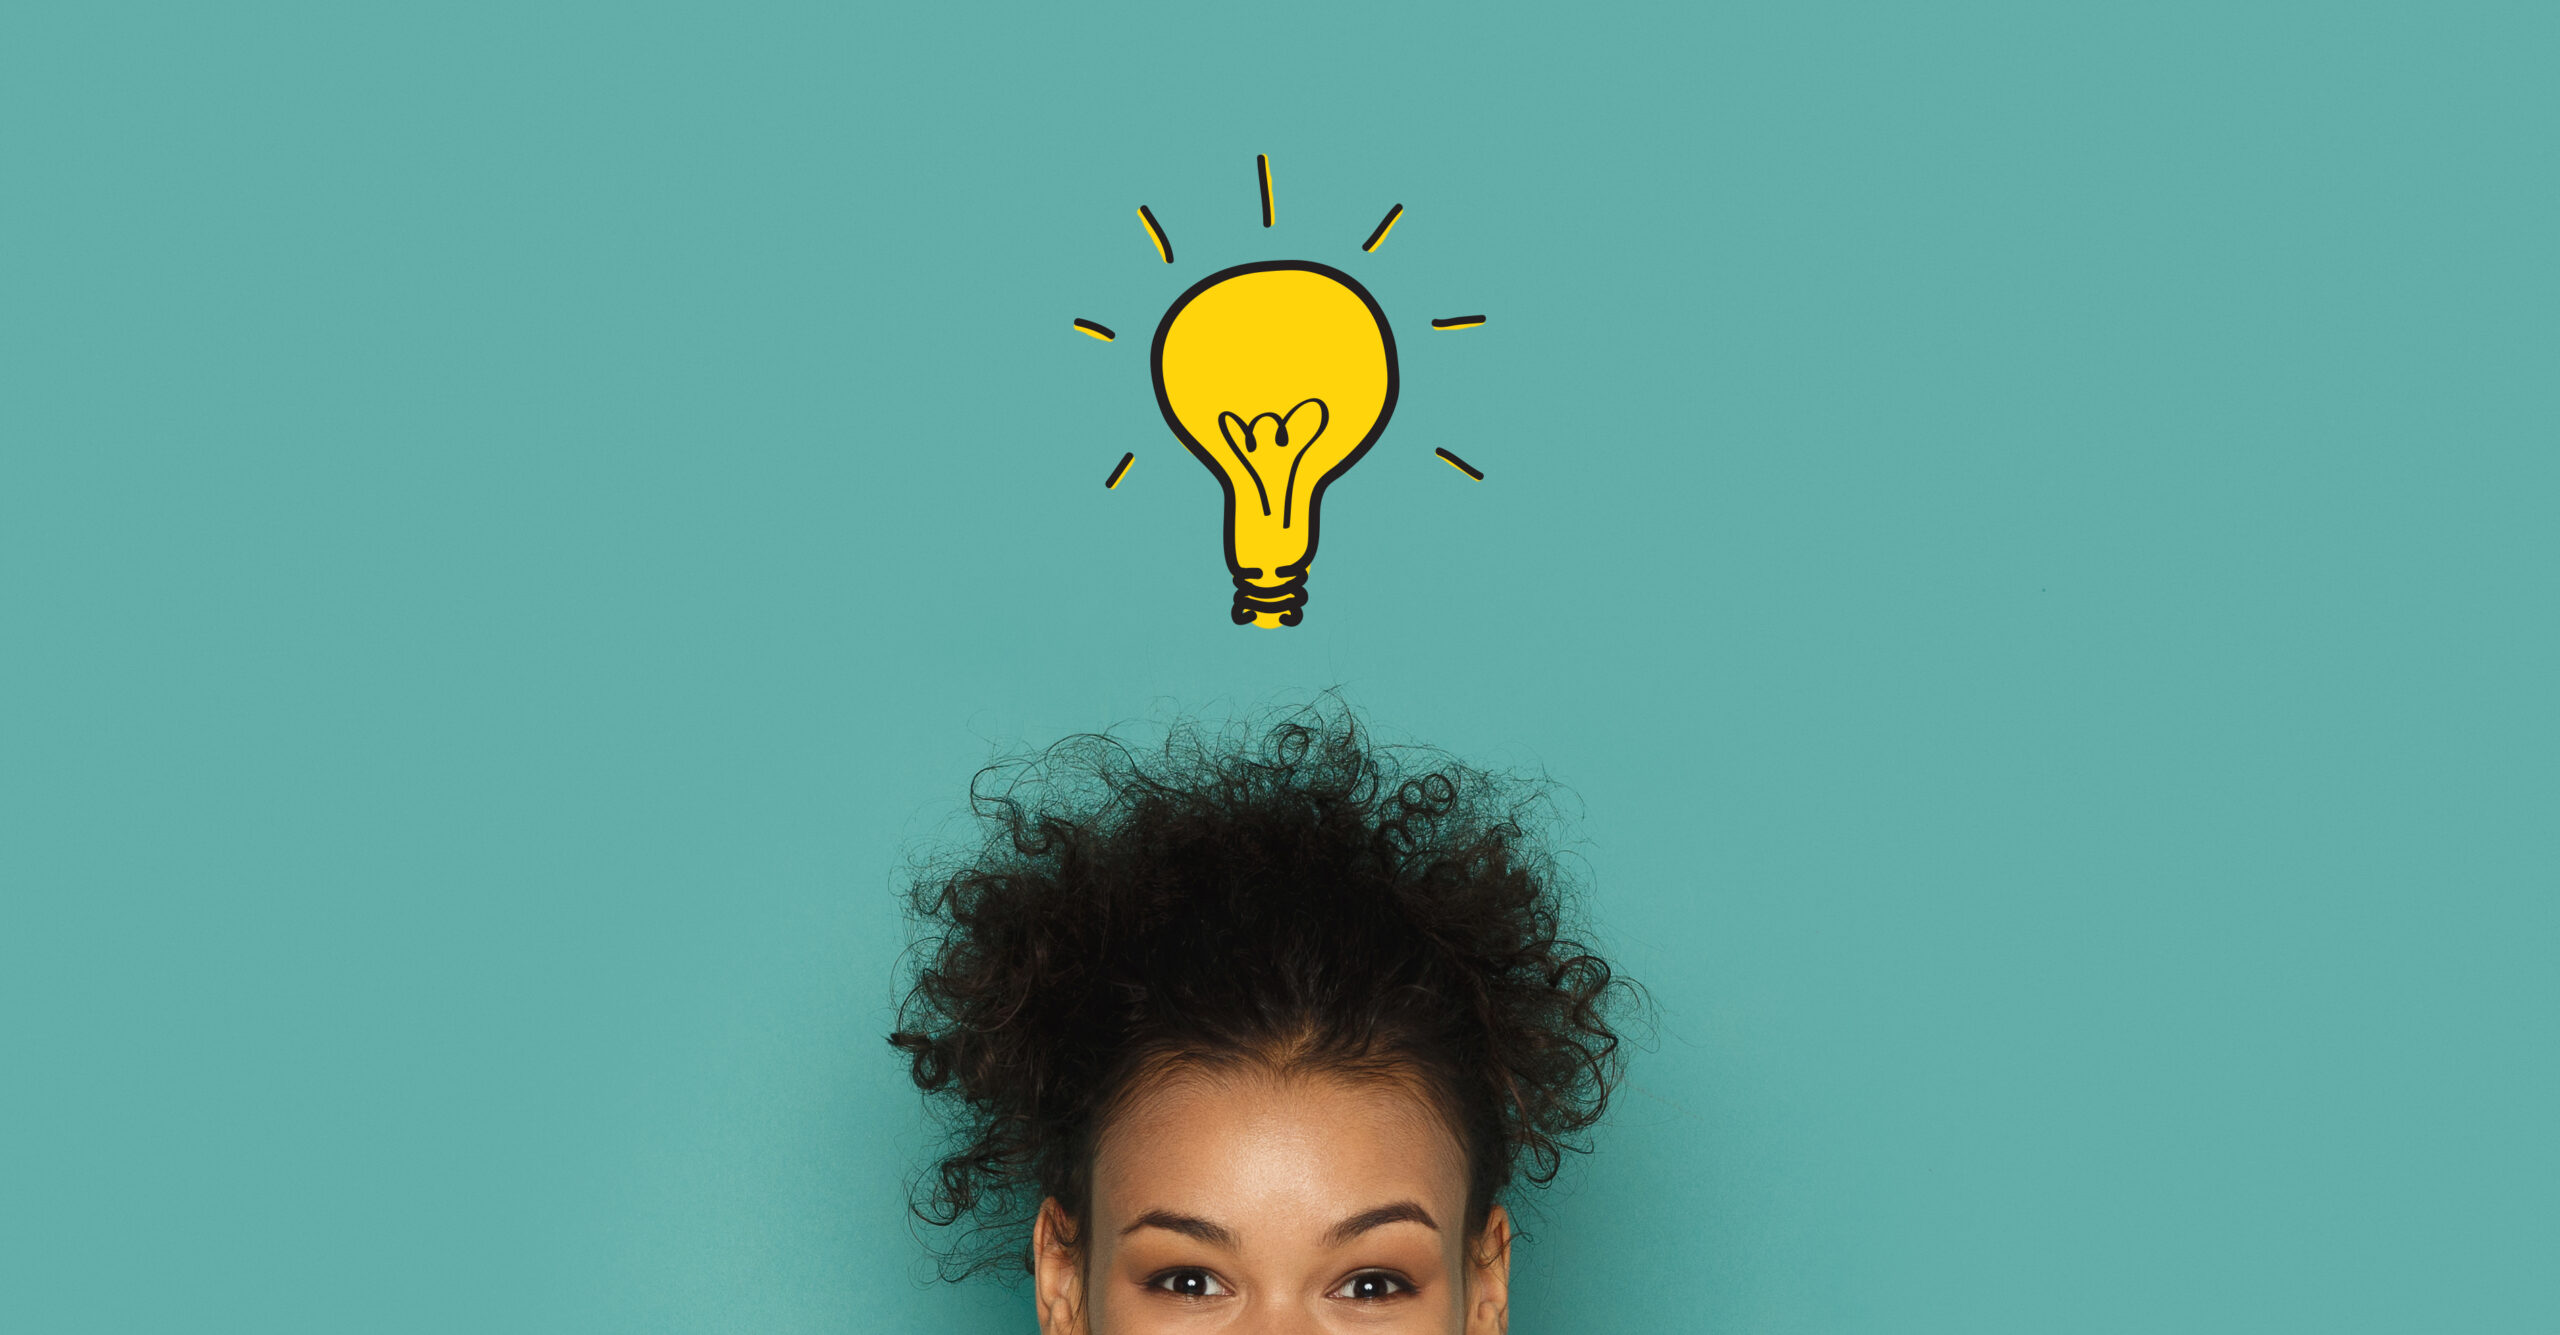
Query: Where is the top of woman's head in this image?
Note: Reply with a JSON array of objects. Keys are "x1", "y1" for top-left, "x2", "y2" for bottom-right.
[{"x1": 890, "y1": 706, "x2": 1636, "y2": 1279}]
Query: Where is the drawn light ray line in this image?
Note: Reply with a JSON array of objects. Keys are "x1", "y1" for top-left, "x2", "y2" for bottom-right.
[
  {"x1": 1257, "y1": 154, "x2": 1275, "y2": 227},
  {"x1": 1430, "y1": 315, "x2": 1486, "y2": 330},
  {"x1": 1137, "y1": 205, "x2": 1174, "y2": 263},
  {"x1": 1434, "y1": 448, "x2": 1484, "y2": 480},
  {"x1": 1361, "y1": 203, "x2": 1404, "y2": 252},
  {"x1": 1073, "y1": 318, "x2": 1117, "y2": 341},
  {"x1": 1104, "y1": 452, "x2": 1135, "y2": 489}
]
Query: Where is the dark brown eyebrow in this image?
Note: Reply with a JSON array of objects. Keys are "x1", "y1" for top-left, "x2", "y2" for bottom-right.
[
  {"x1": 1121, "y1": 1210, "x2": 1240, "y2": 1248},
  {"x1": 1323, "y1": 1201, "x2": 1440, "y2": 1248}
]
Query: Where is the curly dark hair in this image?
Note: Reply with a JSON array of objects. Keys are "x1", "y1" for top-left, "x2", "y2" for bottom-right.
[{"x1": 889, "y1": 705, "x2": 1636, "y2": 1279}]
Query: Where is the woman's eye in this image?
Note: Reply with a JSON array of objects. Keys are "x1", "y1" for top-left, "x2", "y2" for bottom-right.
[
  {"x1": 1148, "y1": 1268, "x2": 1231, "y2": 1298},
  {"x1": 1331, "y1": 1271, "x2": 1414, "y2": 1301}
]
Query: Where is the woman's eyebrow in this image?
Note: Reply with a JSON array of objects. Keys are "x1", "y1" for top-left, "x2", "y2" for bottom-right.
[
  {"x1": 1121, "y1": 1210, "x2": 1240, "y2": 1248},
  {"x1": 1324, "y1": 1201, "x2": 1439, "y2": 1247}
]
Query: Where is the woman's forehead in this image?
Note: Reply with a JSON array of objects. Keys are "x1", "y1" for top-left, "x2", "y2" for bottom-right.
[{"x1": 1091, "y1": 1066, "x2": 1470, "y2": 1225}]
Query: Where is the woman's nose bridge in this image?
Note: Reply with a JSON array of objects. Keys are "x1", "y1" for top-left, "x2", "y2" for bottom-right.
[
  {"x1": 1241, "y1": 1307, "x2": 1320, "y2": 1335},
  {"x1": 1236, "y1": 1293, "x2": 1350, "y2": 1335}
]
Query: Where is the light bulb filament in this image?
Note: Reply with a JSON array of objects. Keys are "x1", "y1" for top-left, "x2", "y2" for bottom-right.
[{"x1": 1213, "y1": 398, "x2": 1329, "y2": 524}]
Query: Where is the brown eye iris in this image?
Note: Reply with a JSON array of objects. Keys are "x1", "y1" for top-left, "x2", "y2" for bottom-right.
[
  {"x1": 1341, "y1": 1272, "x2": 1410, "y2": 1300},
  {"x1": 1152, "y1": 1269, "x2": 1225, "y2": 1298}
]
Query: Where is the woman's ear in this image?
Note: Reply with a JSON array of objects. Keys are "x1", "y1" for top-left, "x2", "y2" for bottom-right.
[
  {"x1": 1032, "y1": 1197, "x2": 1087, "y2": 1335},
  {"x1": 1466, "y1": 1204, "x2": 1513, "y2": 1335}
]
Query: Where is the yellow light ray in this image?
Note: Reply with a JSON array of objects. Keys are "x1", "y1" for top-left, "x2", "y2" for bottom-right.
[
  {"x1": 1434, "y1": 447, "x2": 1484, "y2": 480},
  {"x1": 1361, "y1": 203, "x2": 1404, "y2": 252},
  {"x1": 1137, "y1": 205, "x2": 1174, "y2": 263}
]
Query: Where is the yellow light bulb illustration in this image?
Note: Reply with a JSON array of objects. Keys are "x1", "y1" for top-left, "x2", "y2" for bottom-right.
[{"x1": 1150, "y1": 260, "x2": 1399, "y2": 627}]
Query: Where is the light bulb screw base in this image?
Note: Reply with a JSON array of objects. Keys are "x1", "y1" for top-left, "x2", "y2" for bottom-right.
[{"x1": 1230, "y1": 571, "x2": 1309, "y2": 627}]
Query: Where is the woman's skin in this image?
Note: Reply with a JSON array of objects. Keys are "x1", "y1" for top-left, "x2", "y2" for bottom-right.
[{"x1": 1033, "y1": 1066, "x2": 1512, "y2": 1334}]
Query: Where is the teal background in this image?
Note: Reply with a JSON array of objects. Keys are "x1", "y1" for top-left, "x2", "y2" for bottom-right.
[{"x1": 4, "y1": 2, "x2": 2552, "y2": 1330}]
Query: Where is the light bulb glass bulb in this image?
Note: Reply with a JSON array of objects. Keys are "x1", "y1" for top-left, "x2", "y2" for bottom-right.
[{"x1": 1151, "y1": 260, "x2": 1399, "y2": 627}]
